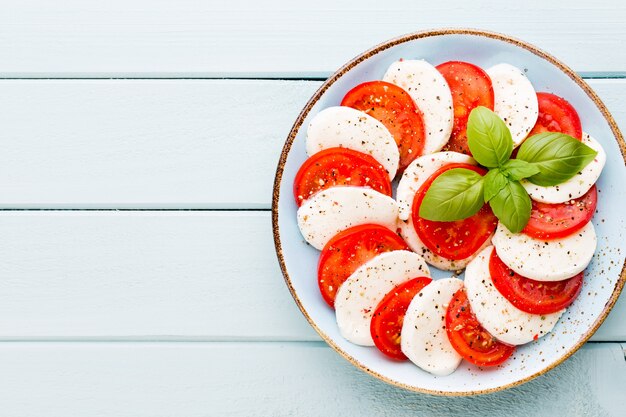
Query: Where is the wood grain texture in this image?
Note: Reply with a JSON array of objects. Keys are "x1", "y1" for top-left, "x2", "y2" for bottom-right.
[
  {"x1": 0, "y1": 342, "x2": 623, "y2": 416},
  {"x1": 0, "y1": 79, "x2": 623, "y2": 209},
  {"x1": 1, "y1": 1, "x2": 625, "y2": 77},
  {"x1": 0, "y1": 211, "x2": 622, "y2": 341},
  {"x1": 0, "y1": 211, "x2": 314, "y2": 340},
  {"x1": 0, "y1": 79, "x2": 318, "y2": 208}
]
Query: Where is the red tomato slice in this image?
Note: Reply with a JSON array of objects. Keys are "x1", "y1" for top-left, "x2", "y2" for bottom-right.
[
  {"x1": 317, "y1": 224, "x2": 409, "y2": 308},
  {"x1": 489, "y1": 248, "x2": 584, "y2": 314},
  {"x1": 436, "y1": 61, "x2": 494, "y2": 155},
  {"x1": 446, "y1": 288, "x2": 515, "y2": 366},
  {"x1": 341, "y1": 81, "x2": 426, "y2": 173},
  {"x1": 522, "y1": 185, "x2": 597, "y2": 240},
  {"x1": 293, "y1": 147, "x2": 392, "y2": 206},
  {"x1": 411, "y1": 163, "x2": 498, "y2": 260},
  {"x1": 528, "y1": 92, "x2": 583, "y2": 140},
  {"x1": 370, "y1": 277, "x2": 432, "y2": 360}
]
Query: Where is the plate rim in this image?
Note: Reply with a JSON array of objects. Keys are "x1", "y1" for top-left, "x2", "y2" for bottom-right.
[{"x1": 271, "y1": 27, "x2": 626, "y2": 396}]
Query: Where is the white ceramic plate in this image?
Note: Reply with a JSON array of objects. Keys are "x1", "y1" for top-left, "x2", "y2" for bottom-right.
[{"x1": 272, "y1": 29, "x2": 625, "y2": 395}]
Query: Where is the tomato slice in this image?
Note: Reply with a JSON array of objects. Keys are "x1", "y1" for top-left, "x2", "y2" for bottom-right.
[
  {"x1": 489, "y1": 248, "x2": 584, "y2": 314},
  {"x1": 370, "y1": 277, "x2": 432, "y2": 360},
  {"x1": 528, "y1": 92, "x2": 583, "y2": 140},
  {"x1": 341, "y1": 81, "x2": 426, "y2": 173},
  {"x1": 318, "y1": 224, "x2": 409, "y2": 308},
  {"x1": 293, "y1": 147, "x2": 392, "y2": 206},
  {"x1": 522, "y1": 185, "x2": 597, "y2": 240},
  {"x1": 446, "y1": 288, "x2": 515, "y2": 366},
  {"x1": 411, "y1": 163, "x2": 498, "y2": 260},
  {"x1": 436, "y1": 61, "x2": 494, "y2": 155}
]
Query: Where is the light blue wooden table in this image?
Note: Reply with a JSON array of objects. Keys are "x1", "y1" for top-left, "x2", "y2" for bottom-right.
[{"x1": 0, "y1": 1, "x2": 624, "y2": 416}]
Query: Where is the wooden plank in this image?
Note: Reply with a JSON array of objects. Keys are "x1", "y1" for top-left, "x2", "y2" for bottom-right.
[
  {"x1": 0, "y1": 79, "x2": 623, "y2": 209},
  {"x1": 0, "y1": 211, "x2": 315, "y2": 340},
  {"x1": 0, "y1": 342, "x2": 623, "y2": 416},
  {"x1": 0, "y1": 79, "x2": 318, "y2": 209},
  {"x1": 0, "y1": 211, "x2": 622, "y2": 341},
  {"x1": 1, "y1": 1, "x2": 625, "y2": 77}
]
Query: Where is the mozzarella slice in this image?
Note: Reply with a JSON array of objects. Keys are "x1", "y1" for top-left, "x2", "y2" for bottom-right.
[
  {"x1": 492, "y1": 221, "x2": 596, "y2": 281},
  {"x1": 486, "y1": 63, "x2": 539, "y2": 147},
  {"x1": 395, "y1": 152, "x2": 489, "y2": 270},
  {"x1": 396, "y1": 152, "x2": 476, "y2": 221},
  {"x1": 465, "y1": 246, "x2": 563, "y2": 345},
  {"x1": 400, "y1": 277, "x2": 464, "y2": 376},
  {"x1": 522, "y1": 132, "x2": 606, "y2": 203},
  {"x1": 383, "y1": 60, "x2": 454, "y2": 154},
  {"x1": 306, "y1": 106, "x2": 399, "y2": 179},
  {"x1": 296, "y1": 187, "x2": 398, "y2": 250},
  {"x1": 335, "y1": 250, "x2": 431, "y2": 346}
]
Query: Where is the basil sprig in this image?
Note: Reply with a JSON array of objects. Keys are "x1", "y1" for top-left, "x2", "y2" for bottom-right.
[
  {"x1": 466, "y1": 106, "x2": 513, "y2": 167},
  {"x1": 419, "y1": 168, "x2": 485, "y2": 221},
  {"x1": 489, "y1": 180, "x2": 532, "y2": 232},
  {"x1": 500, "y1": 159, "x2": 540, "y2": 181},
  {"x1": 516, "y1": 132, "x2": 597, "y2": 186},
  {"x1": 419, "y1": 106, "x2": 597, "y2": 233},
  {"x1": 483, "y1": 169, "x2": 508, "y2": 203}
]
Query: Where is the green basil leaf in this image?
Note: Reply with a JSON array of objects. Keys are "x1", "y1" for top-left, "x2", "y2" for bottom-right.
[
  {"x1": 502, "y1": 159, "x2": 541, "y2": 181},
  {"x1": 483, "y1": 169, "x2": 509, "y2": 203},
  {"x1": 516, "y1": 132, "x2": 598, "y2": 186},
  {"x1": 489, "y1": 180, "x2": 532, "y2": 233},
  {"x1": 418, "y1": 168, "x2": 485, "y2": 221},
  {"x1": 467, "y1": 106, "x2": 513, "y2": 168}
]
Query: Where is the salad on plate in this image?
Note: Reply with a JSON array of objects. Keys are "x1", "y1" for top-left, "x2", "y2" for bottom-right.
[{"x1": 292, "y1": 58, "x2": 605, "y2": 376}]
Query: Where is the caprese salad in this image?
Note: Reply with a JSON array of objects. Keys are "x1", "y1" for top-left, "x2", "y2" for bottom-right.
[{"x1": 293, "y1": 58, "x2": 605, "y2": 376}]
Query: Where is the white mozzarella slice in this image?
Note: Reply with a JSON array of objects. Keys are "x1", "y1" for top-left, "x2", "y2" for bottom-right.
[
  {"x1": 491, "y1": 222, "x2": 596, "y2": 281},
  {"x1": 396, "y1": 152, "x2": 476, "y2": 221},
  {"x1": 486, "y1": 63, "x2": 539, "y2": 147},
  {"x1": 400, "y1": 277, "x2": 464, "y2": 376},
  {"x1": 335, "y1": 250, "x2": 431, "y2": 346},
  {"x1": 296, "y1": 187, "x2": 398, "y2": 250},
  {"x1": 306, "y1": 106, "x2": 399, "y2": 179},
  {"x1": 464, "y1": 246, "x2": 563, "y2": 345},
  {"x1": 522, "y1": 132, "x2": 606, "y2": 203},
  {"x1": 395, "y1": 152, "x2": 488, "y2": 270},
  {"x1": 383, "y1": 60, "x2": 454, "y2": 154}
]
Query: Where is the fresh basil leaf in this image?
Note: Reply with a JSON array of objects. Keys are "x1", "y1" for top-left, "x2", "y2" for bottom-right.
[
  {"x1": 489, "y1": 180, "x2": 532, "y2": 233},
  {"x1": 502, "y1": 159, "x2": 541, "y2": 181},
  {"x1": 467, "y1": 106, "x2": 513, "y2": 168},
  {"x1": 483, "y1": 169, "x2": 509, "y2": 203},
  {"x1": 516, "y1": 132, "x2": 598, "y2": 186},
  {"x1": 418, "y1": 168, "x2": 485, "y2": 222}
]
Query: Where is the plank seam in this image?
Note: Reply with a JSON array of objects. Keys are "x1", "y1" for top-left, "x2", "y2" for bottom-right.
[
  {"x1": 0, "y1": 338, "x2": 619, "y2": 344},
  {"x1": 0, "y1": 339, "x2": 329, "y2": 345},
  {"x1": 0, "y1": 74, "x2": 623, "y2": 81},
  {"x1": 0, "y1": 208, "x2": 271, "y2": 212}
]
